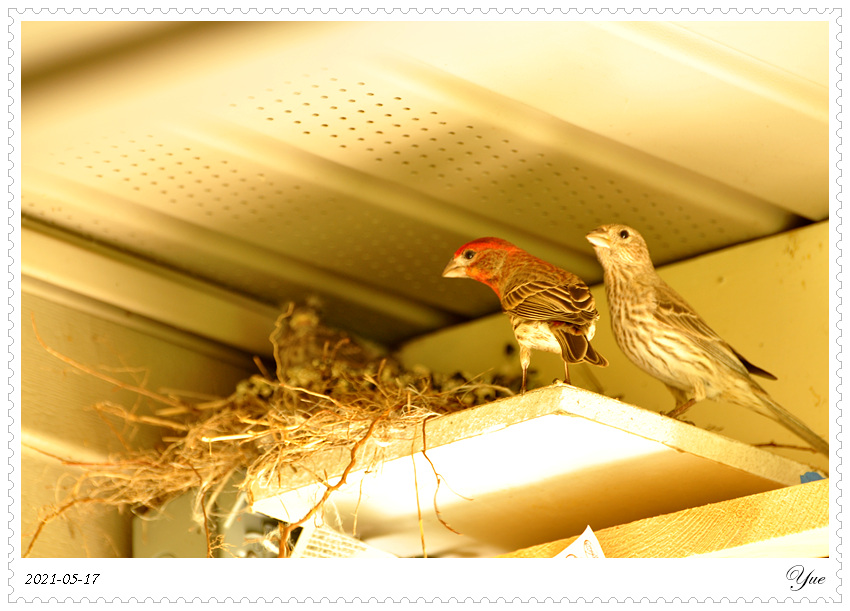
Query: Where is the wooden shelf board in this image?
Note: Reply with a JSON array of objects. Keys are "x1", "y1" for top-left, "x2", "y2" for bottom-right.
[
  {"x1": 501, "y1": 478, "x2": 829, "y2": 558},
  {"x1": 250, "y1": 385, "x2": 822, "y2": 557}
]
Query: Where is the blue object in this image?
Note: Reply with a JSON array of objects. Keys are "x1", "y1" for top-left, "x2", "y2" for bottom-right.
[{"x1": 801, "y1": 472, "x2": 825, "y2": 483}]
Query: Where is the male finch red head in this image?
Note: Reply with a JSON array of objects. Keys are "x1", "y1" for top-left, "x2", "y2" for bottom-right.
[
  {"x1": 586, "y1": 224, "x2": 828, "y2": 455},
  {"x1": 442, "y1": 237, "x2": 607, "y2": 392}
]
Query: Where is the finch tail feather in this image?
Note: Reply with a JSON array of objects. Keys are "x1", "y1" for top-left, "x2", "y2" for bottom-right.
[
  {"x1": 755, "y1": 389, "x2": 829, "y2": 455},
  {"x1": 584, "y1": 343, "x2": 608, "y2": 367},
  {"x1": 553, "y1": 329, "x2": 609, "y2": 367}
]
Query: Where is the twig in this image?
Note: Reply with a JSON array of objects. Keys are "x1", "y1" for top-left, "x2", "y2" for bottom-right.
[
  {"x1": 325, "y1": 337, "x2": 350, "y2": 366},
  {"x1": 24, "y1": 497, "x2": 111, "y2": 558},
  {"x1": 352, "y1": 475, "x2": 367, "y2": 539},
  {"x1": 93, "y1": 402, "x2": 132, "y2": 452},
  {"x1": 277, "y1": 382, "x2": 348, "y2": 411},
  {"x1": 191, "y1": 466, "x2": 213, "y2": 558},
  {"x1": 412, "y1": 448, "x2": 427, "y2": 558},
  {"x1": 201, "y1": 431, "x2": 272, "y2": 443},
  {"x1": 30, "y1": 313, "x2": 184, "y2": 408},
  {"x1": 420, "y1": 417, "x2": 463, "y2": 535},
  {"x1": 270, "y1": 304, "x2": 295, "y2": 382},
  {"x1": 253, "y1": 356, "x2": 273, "y2": 380},
  {"x1": 754, "y1": 441, "x2": 819, "y2": 453},
  {"x1": 276, "y1": 408, "x2": 391, "y2": 557},
  {"x1": 95, "y1": 401, "x2": 190, "y2": 431},
  {"x1": 23, "y1": 443, "x2": 154, "y2": 469}
]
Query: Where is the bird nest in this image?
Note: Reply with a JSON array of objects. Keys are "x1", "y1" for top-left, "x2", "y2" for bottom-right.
[{"x1": 25, "y1": 302, "x2": 516, "y2": 557}]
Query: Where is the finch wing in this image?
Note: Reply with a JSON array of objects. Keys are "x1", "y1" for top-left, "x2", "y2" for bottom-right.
[
  {"x1": 502, "y1": 280, "x2": 598, "y2": 326},
  {"x1": 651, "y1": 280, "x2": 755, "y2": 378}
]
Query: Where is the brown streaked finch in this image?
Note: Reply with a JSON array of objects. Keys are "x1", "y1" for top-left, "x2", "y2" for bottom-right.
[
  {"x1": 442, "y1": 237, "x2": 608, "y2": 393},
  {"x1": 586, "y1": 224, "x2": 828, "y2": 455}
]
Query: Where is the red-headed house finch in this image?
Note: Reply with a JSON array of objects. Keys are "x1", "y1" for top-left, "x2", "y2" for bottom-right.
[
  {"x1": 442, "y1": 237, "x2": 608, "y2": 393},
  {"x1": 586, "y1": 224, "x2": 829, "y2": 456}
]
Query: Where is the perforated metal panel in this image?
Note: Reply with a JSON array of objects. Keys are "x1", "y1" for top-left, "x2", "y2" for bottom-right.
[{"x1": 21, "y1": 20, "x2": 828, "y2": 347}]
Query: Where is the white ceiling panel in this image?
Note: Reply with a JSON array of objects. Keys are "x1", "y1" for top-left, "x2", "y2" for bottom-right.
[{"x1": 21, "y1": 20, "x2": 829, "y2": 347}]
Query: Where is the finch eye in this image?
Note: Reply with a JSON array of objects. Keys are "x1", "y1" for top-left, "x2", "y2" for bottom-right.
[
  {"x1": 619, "y1": 229, "x2": 629, "y2": 239},
  {"x1": 463, "y1": 249, "x2": 475, "y2": 260}
]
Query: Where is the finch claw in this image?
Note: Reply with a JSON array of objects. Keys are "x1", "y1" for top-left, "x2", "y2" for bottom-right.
[{"x1": 665, "y1": 398, "x2": 696, "y2": 419}]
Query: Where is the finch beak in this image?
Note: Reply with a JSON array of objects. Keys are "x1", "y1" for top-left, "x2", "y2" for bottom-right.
[
  {"x1": 585, "y1": 229, "x2": 611, "y2": 249},
  {"x1": 442, "y1": 259, "x2": 468, "y2": 278}
]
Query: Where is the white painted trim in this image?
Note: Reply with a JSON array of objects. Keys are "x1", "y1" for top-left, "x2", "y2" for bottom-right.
[{"x1": 21, "y1": 225, "x2": 281, "y2": 358}]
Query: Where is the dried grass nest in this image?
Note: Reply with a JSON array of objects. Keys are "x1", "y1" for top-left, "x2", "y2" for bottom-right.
[{"x1": 27, "y1": 302, "x2": 517, "y2": 557}]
